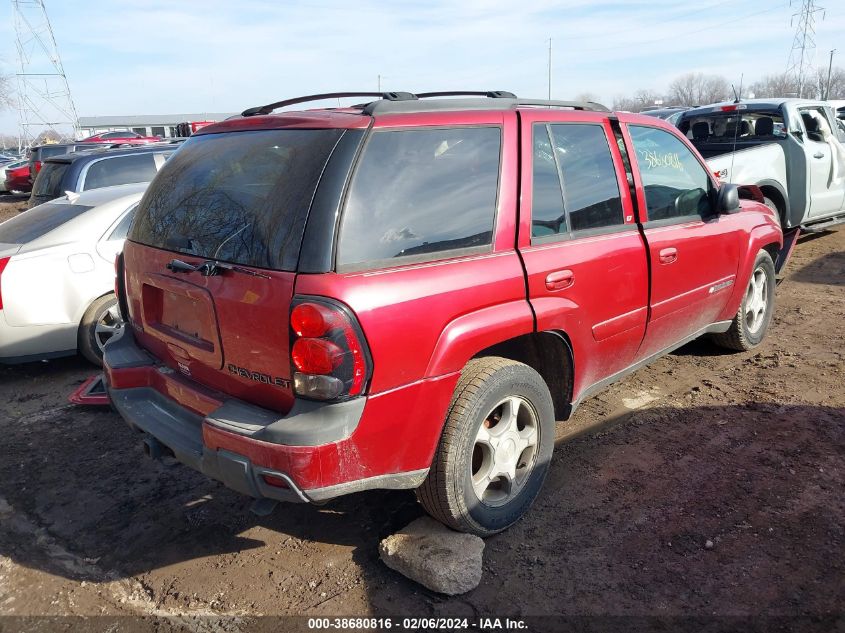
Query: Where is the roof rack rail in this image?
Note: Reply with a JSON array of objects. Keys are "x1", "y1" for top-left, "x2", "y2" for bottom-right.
[
  {"x1": 515, "y1": 99, "x2": 609, "y2": 112},
  {"x1": 241, "y1": 91, "x2": 417, "y2": 117},
  {"x1": 240, "y1": 91, "x2": 610, "y2": 117},
  {"x1": 415, "y1": 91, "x2": 517, "y2": 99}
]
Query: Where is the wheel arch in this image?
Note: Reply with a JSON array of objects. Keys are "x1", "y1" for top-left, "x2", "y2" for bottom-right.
[
  {"x1": 76, "y1": 289, "x2": 117, "y2": 329},
  {"x1": 473, "y1": 330, "x2": 575, "y2": 421},
  {"x1": 756, "y1": 179, "x2": 791, "y2": 227}
]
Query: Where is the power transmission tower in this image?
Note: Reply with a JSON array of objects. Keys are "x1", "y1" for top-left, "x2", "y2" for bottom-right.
[
  {"x1": 11, "y1": 0, "x2": 79, "y2": 148},
  {"x1": 785, "y1": 0, "x2": 825, "y2": 98}
]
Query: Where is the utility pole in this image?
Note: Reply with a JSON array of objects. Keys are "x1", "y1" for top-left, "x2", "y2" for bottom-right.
[
  {"x1": 377, "y1": 74, "x2": 383, "y2": 93},
  {"x1": 11, "y1": 0, "x2": 80, "y2": 147},
  {"x1": 825, "y1": 49, "x2": 836, "y2": 100},
  {"x1": 785, "y1": 0, "x2": 825, "y2": 98},
  {"x1": 547, "y1": 38, "x2": 552, "y2": 100}
]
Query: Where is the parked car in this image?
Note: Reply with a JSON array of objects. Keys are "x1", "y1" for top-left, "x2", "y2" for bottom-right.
[
  {"x1": 79, "y1": 130, "x2": 161, "y2": 144},
  {"x1": 28, "y1": 142, "x2": 113, "y2": 181},
  {"x1": 175, "y1": 121, "x2": 216, "y2": 137},
  {"x1": 1, "y1": 160, "x2": 28, "y2": 194},
  {"x1": 0, "y1": 183, "x2": 145, "y2": 365},
  {"x1": 4, "y1": 162, "x2": 33, "y2": 194},
  {"x1": 29, "y1": 145, "x2": 175, "y2": 208},
  {"x1": 641, "y1": 106, "x2": 692, "y2": 126},
  {"x1": 676, "y1": 99, "x2": 845, "y2": 230},
  {"x1": 104, "y1": 91, "x2": 782, "y2": 535}
]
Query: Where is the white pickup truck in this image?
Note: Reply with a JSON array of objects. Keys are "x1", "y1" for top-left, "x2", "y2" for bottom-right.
[{"x1": 676, "y1": 98, "x2": 845, "y2": 231}]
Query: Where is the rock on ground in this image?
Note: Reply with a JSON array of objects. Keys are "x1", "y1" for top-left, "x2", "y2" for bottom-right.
[{"x1": 379, "y1": 516, "x2": 485, "y2": 595}]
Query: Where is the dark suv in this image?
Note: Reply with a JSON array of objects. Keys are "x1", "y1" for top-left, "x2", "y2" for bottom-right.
[
  {"x1": 29, "y1": 145, "x2": 176, "y2": 208},
  {"x1": 105, "y1": 91, "x2": 783, "y2": 535}
]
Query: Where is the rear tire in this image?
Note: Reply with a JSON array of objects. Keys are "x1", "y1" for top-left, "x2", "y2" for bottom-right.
[
  {"x1": 711, "y1": 250, "x2": 775, "y2": 352},
  {"x1": 78, "y1": 294, "x2": 123, "y2": 366},
  {"x1": 417, "y1": 357, "x2": 555, "y2": 536}
]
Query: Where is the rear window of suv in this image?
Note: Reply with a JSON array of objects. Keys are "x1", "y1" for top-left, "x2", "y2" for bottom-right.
[
  {"x1": 32, "y1": 162, "x2": 70, "y2": 199},
  {"x1": 130, "y1": 129, "x2": 343, "y2": 271},
  {"x1": 337, "y1": 126, "x2": 501, "y2": 270}
]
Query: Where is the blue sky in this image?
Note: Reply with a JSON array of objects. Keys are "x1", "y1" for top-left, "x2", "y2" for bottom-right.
[{"x1": 1, "y1": 0, "x2": 843, "y2": 136}]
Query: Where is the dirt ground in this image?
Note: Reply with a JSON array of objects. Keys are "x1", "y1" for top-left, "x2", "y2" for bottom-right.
[{"x1": 0, "y1": 195, "x2": 842, "y2": 631}]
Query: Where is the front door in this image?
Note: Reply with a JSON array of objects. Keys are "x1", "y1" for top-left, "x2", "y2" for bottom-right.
[
  {"x1": 621, "y1": 120, "x2": 742, "y2": 360},
  {"x1": 799, "y1": 106, "x2": 845, "y2": 219}
]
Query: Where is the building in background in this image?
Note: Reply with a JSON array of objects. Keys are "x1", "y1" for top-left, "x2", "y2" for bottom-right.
[{"x1": 77, "y1": 113, "x2": 236, "y2": 139}]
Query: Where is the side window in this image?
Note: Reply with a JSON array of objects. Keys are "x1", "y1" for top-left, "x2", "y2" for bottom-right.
[
  {"x1": 798, "y1": 108, "x2": 827, "y2": 143},
  {"x1": 83, "y1": 154, "x2": 157, "y2": 190},
  {"x1": 628, "y1": 125, "x2": 712, "y2": 222},
  {"x1": 107, "y1": 205, "x2": 138, "y2": 241},
  {"x1": 531, "y1": 124, "x2": 566, "y2": 238},
  {"x1": 550, "y1": 124, "x2": 624, "y2": 232},
  {"x1": 337, "y1": 127, "x2": 501, "y2": 269}
]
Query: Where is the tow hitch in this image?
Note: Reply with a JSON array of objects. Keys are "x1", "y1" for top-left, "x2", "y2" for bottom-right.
[{"x1": 68, "y1": 373, "x2": 110, "y2": 406}]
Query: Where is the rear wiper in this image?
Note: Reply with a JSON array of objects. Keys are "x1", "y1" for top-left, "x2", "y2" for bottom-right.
[{"x1": 166, "y1": 258, "x2": 271, "y2": 279}]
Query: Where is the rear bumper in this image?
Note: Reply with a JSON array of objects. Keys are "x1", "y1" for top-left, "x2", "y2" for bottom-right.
[{"x1": 104, "y1": 331, "x2": 452, "y2": 503}]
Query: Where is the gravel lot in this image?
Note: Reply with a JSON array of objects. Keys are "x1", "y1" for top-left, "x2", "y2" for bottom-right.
[{"x1": 0, "y1": 195, "x2": 842, "y2": 630}]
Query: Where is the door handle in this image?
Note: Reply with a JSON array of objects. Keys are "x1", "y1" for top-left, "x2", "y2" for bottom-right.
[
  {"x1": 545, "y1": 269, "x2": 574, "y2": 291},
  {"x1": 813, "y1": 152, "x2": 825, "y2": 159},
  {"x1": 659, "y1": 247, "x2": 678, "y2": 264}
]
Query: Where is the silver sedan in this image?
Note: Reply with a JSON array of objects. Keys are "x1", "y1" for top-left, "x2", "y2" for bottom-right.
[{"x1": 0, "y1": 182, "x2": 146, "y2": 365}]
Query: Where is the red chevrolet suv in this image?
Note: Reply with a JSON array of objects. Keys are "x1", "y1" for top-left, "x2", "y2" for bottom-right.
[{"x1": 104, "y1": 91, "x2": 784, "y2": 535}]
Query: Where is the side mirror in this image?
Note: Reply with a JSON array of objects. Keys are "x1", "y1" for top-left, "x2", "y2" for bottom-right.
[{"x1": 716, "y1": 183, "x2": 740, "y2": 214}]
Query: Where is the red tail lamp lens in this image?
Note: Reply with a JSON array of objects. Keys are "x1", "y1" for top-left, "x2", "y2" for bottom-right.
[
  {"x1": 0, "y1": 257, "x2": 9, "y2": 310},
  {"x1": 292, "y1": 338, "x2": 344, "y2": 375},
  {"x1": 290, "y1": 297, "x2": 371, "y2": 401},
  {"x1": 290, "y1": 302, "x2": 339, "y2": 337}
]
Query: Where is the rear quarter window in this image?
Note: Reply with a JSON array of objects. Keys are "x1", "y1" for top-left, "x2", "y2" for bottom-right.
[
  {"x1": 82, "y1": 153, "x2": 159, "y2": 190},
  {"x1": 336, "y1": 126, "x2": 501, "y2": 270},
  {"x1": 0, "y1": 202, "x2": 93, "y2": 244}
]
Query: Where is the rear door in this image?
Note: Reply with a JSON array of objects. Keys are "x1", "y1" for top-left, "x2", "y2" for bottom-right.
[
  {"x1": 125, "y1": 127, "x2": 347, "y2": 413},
  {"x1": 621, "y1": 119, "x2": 742, "y2": 359},
  {"x1": 517, "y1": 110, "x2": 649, "y2": 401}
]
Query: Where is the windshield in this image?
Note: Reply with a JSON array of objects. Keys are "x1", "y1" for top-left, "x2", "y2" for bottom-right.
[
  {"x1": 129, "y1": 128, "x2": 343, "y2": 271},
  {"x1": 679, "y1": 110, "x2": 786, "y2": 143},
  {"x1": 0, "y1": 202, "x2": 93, "y2": 244}
]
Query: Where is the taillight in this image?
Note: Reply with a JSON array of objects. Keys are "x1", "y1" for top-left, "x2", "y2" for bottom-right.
[
  {"x1": 0, "y1": 257, "x2": 10, "y2": 310},
  {"x1": 34, "y1": 160, "x2": 42, "y2": 173},
  {"x1": 290, "y1": 297, "x2": 371, "y2": 401}
]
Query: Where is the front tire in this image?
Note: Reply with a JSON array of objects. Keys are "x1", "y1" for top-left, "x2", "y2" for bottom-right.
[
  {"x1": 78, "y1": 294, "x2": 123, "y2": 366},
  {"x1": 417, "y1": 357, "x2": 555, "y2": 536},
  {"x1": 711, "y1": 250, "x2": 775, "y2": 352}
]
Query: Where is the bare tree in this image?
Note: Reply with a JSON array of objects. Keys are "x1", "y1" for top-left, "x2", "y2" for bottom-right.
[
  {"x1": 668, "y1": 72, "x2": 730, "y2": 106},
  {"x1": 34, "y1": 129, "x2": 62, "y2": 144},
  {"x1": 813, "y1": 66, "x2": 845, "y2": 100},
  {"x1": 749, "y1": 73, "x2": 800, "y2": 99},
  {"x1": 574, "y1": 92, "x2": 601, "y2": 104},
  {"x1": 612, "y1": 89, "x2": 664, "y2": 112}
]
